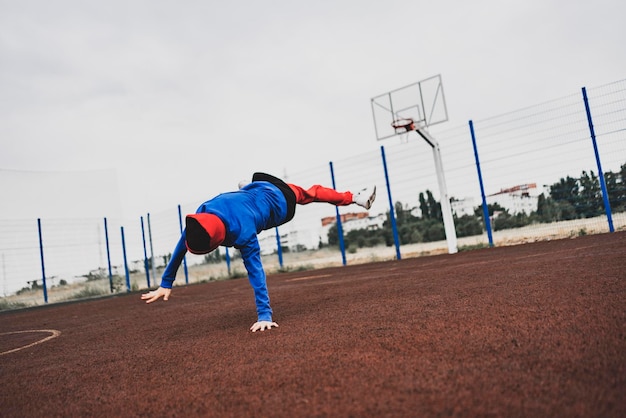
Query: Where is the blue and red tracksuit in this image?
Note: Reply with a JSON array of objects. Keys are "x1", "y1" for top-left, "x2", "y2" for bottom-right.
[{"x1": 160, "y1": 173, "x2": 353, "y2": 322}]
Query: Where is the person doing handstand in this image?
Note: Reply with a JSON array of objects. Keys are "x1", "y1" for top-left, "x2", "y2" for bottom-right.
[{"x1": 141, "y1": 172, "x2": 376, "y2": 332}]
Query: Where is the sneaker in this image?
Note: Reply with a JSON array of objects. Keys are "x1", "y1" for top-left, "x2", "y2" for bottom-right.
[{"x1": 354, "y1": 186, "x2": 376, "y2": 209}]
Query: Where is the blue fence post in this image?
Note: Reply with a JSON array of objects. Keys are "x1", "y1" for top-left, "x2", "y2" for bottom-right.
[
  {"x1": 381, "y1": 146, "x2": 401, "y2": 260},
  {"x1": 37, "y1": 218, "x2": 49, "y2": 304},
  {"x1": 582, "y1": 87, "x2": 615, "y2": 233},
  {"x1": 120, "y1": 226, "x2": 131, "y2": 292},
  {"x1": 177, "y1": 204, "x2": 189, "y2": 284},
  {"x1": 225, "y1": 247, "x2": 231, "y2": 276},
  {"x1": 104, "y1": 218, "x2": 114, "y2": 293},
  {"x1": 147, "y1": 213, "x2": 156, "y2": 282},
  {"x1": 469, "y1": 120, "x2": 494, "y2": 247},
  {"x1": 275, "y1": 227, "x2": 284, "y2": 268},
  {"x1": 329, "y1": 161, "x2": 347, "y2": 266},
  {"x1": 140, "y1": 216, "x2": 151, "y2": 288}
]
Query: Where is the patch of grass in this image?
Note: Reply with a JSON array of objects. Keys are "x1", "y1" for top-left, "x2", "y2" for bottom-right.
[
  {"x1": 277, "y1": 264, "x2": 314, "y2": 273},
  {"x1": 198, "y1": 275, "x2": 224, "y2": 284},
  {"x1": 0, "y1": 299, "x2": 30, "y2": 311},
  {"x1": 228, "y1": 269, "x2": 247, "y2": 279},
  {"x1": 458, "y1": 243, "x2": 490, "y2": 252},
  {"x1": 65, "y1": 286, "x2": 109, "y2": 301}
]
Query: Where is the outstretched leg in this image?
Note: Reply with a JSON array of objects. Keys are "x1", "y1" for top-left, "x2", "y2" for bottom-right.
[
  {"x1": 288, "y1": 184, "x2": 353, "y2": 205},
  {"x1": 288, "y1": 184, "x2": 376, "y2": 209}
]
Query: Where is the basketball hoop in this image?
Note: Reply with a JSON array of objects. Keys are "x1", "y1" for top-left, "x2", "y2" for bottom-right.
[{"x1": 391, "y1": 118, "x2": 416, "y2": 133}]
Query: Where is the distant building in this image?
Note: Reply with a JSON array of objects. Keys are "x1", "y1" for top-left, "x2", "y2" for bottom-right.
[
  {"x1": 451, "y1": 197, "x2": 476, "y2": 217},
  {"x1": 406, "y1": 198, "x2": 476, "y2": 219},
  {"x1": 320, "y1": 212, "x2": 385, "y2": 244},
  {"x1": 258, "y1": 228, "x2": 321, "y2": 255},
  {"x1": 320, "y1": 212, "x2": 368, "y2": 228},
  {"x1": 486, "y1": 183, "x2": 540, "y2": 215}
]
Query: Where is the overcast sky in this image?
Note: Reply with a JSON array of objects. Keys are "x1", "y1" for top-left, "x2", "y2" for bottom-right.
[{"x1": 1, "y1": 0, "x2": 625, "y2": 220}]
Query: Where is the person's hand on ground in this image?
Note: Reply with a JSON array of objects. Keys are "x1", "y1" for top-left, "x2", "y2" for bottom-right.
[
  {"x1": 141, "y1": 287, "x2": 171, "y2": 304},
  {"x1": 250, "y1": 321, "x2": 279, "y2": 332}
]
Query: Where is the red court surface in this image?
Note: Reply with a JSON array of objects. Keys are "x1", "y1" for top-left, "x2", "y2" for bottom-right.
[{"x1": 1, "y1": 232, "x2": 625, "y2": 417}]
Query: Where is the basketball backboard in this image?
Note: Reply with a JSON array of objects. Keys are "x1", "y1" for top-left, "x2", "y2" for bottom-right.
[{"x1": 371, "y1": 74, "x2": 448, "y2": 141}]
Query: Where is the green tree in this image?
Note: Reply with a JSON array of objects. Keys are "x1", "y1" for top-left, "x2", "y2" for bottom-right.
[
  {"x1": 394, "y1": 201, "x2": 407, "y2": 224},
  {"x1": 605, "y1": 165, "x2": 626, "y2": 212},
  {"x1": 327, "y1": 223, "x2": 340, "y2": 246},
  {"x1": 474, "y1": 202, "x2": 507, "y2": 217},
  {"x1": 550, "y1": 176, "x2": 579, "y2": 206},
  {"x1": 426, "y1": 190, "x2": 442, "y2": 220},
  {"x1": 535, "y1": 193, "x2": 556, "y2": 222},
  {"x1": 203, "y1": 248, "x2": 223, "y2": 264},
  {"x1": 419, "y1": 193, "x2": 429, "y2": 219},
  {"x1": 577, "y1": 170, "x2": 603, "y2": 218},
  {"x1": 423, "y1": 219, "x2": 445, "y2": 241},
  {"x1": 556, "y1": 200, "x2": 577, "y2": 220},
  {"x1": 454, "y1": 214, "x2": 483, "y2": 237}
]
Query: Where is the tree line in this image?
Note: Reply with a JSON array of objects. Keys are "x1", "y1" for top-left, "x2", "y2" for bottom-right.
[{"x1": 328, "y1": 163, "x2": 626, "y2": 250}]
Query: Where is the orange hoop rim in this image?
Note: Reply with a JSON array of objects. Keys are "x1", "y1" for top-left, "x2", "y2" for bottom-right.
[{"x1": 391, "y1": 118, "x2": 415, "y2": 131}]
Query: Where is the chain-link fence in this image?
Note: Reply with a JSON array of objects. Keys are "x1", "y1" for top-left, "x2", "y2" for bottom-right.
[{"x1": 1, "y1": 79, "x2": 625, "y2": 307}]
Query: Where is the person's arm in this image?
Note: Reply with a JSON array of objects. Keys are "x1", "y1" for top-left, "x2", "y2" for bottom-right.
[
  {"x1": 141, "y1": 233, "x2": 187, "y2": 303},
  {"x1": 239, "y1": 240, "x2": 279, "y2": 332},
  {"x1": 161, "y1": 234, "x2": 188, "y2": 288}
]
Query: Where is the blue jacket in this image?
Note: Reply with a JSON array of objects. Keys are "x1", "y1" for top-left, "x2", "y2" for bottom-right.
[{"x1": 160, "y1": 181, "x2": 292, "y2": 322}]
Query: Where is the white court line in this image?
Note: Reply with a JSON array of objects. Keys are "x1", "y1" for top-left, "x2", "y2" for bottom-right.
[
  {"x1": 285, "y1": 274, "x2": 332, "y2": 282},
  {"x1": 0, "y1": 329, "x2": 61, "y2": 356}
]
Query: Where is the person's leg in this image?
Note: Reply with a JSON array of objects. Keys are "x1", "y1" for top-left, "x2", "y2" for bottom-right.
[{"x1": 288, "y1": 184, "x2": 354, "y2": 206}]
